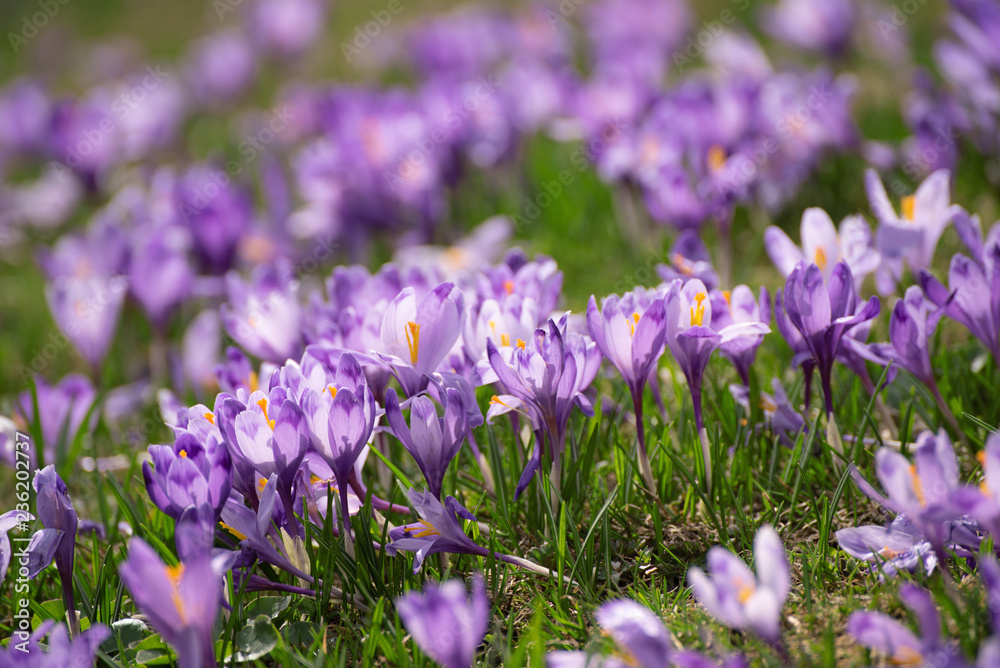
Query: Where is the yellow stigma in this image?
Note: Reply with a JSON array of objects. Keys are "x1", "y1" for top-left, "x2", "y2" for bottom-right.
[
  {"x1": 178, "y1": 449, "x2": 188, "y2": 459},
  {"x1": 203, "y1": 412, "x2": 215, "y2": 425},
  {"x1": 815, "y1": 247, "x2": 827, "y2": 271},
  {"x1": 516, "y1": 338, "x2": 526, "y2": 350},
  {"x1": 736, "y1": 581, "x2": 756, "y2": 604},
  {"x1": 412, "y1": 519, "x2": 441, "y2": 538},
  {"x1": 257, "y1": 477, "x2": 268, "y2": 494},
  {"x1": 690, "y1": 292, "x2": 707, "y2": 327},
  {"x1": 891, "y1": 646, "x2": 925, "y2": 666},
  {"x1": 910, "y1": 464, "x2": 926, "y2": 506},
  {"x1": 328, "y1": 385, "x2": 338, "y2": 399},
  {"x1": 164, "y1": 563, "x2": 187, "y2": 622},
  {"x1": 257, "y1": 398, "x2": 276, "y2": 430},
  {"x1": 490, "y1": 395, "x2": 509, "y2": 408},
  {"x1": 405, "y1": 321, "x2": 421, "y2": 364},
  {"x1": 760, "y1": 397, "x2": 777, "y2": 413},
  {"x1": 878, "y1": 545, "x2": 903, "y2": 560},
  {"x1": 219, "y1": 521, "x2": 248, "y2": 541},
  {"x1": 723, "y1": 290, "x2": 731, "y2": 306},
  {"x1": 628, "y1": 312, "x2": 641, "y2": 337},
  {"x1": 672, "y1": 252, "x2": 694, "y2": 276},
  {"x1": 503, "y1": 280, "x2": 514, "y2": 295},
  {"x1": 248, "y1": 371, "x2": 259, "y2": 393},
  {"x1": 901, "y1": 195, "x2": 916, "y2": 222},
  {"x1": 707, "y1": 144, "x2": 727, "y2": 172}
]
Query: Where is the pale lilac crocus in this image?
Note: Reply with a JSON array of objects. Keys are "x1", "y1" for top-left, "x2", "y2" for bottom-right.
[
  {"x1": 396, "y1": 574, "x2": 490, "y2": 668},
  {"x1": 15, "y1": 374, "x2": 96, "y2": 469},
  {"x1": 835, "y1": 515, "x2": 938, "y2": 579},
  {"x1": 710, "y1": 285, "x2": 770, "y2": 387},
  {"x1": 687, "y1": 525, "x2": 790, "y2": 651},
  {"x1": 656, "y1": 230, "x2": 720, "y2": 289},
  {"x1": 220, "y1": 260, "x2": 303, "y2": 364},
  {"x1": 778, "y1": 261, "x2": 880, "y2": 415},
  {"x1": 764, "y1": 207, "x2": 880, "y2": 290},
  {"x1": 587, "y1": 288, "x2": 667, "y2": 491},
  {"x1": 847, "y1": 584, "x2": 968, "y2": 668},
  {"x1": 866, "y1": 168, "x2": 961, "y2": 294},
  {"x1": 385, "y1": 388, "x2": 469, "y2": 499},
  {"x1": 377, "y1": 283, "x2": 465, "y2": 397}
]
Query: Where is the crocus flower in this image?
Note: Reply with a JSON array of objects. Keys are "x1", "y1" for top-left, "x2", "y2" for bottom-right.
[
  {"x1": 850, "y1": 430, "x2": 969, "y2": 557},
  {"x1": 0, "y1": 619, "x2": 109, "y2": 668},
  {"x1": 120, "y1": 538, "x2": 234, "y2": 668},
  {"x1": 919, "y1": 221, "x2": 1000, "y2": 368},
  {"x1": 128, "y1": 222, "x2": 194, "y2": 330},
  {"x1": 954, "y1": 433, "x2": 1000, "y2": 538},
  {"x1": 729, "y1": 378, "x2": 805, "y2": 448},
  {"x1": 656, "y1": 231, "x2": 719, "y2": 289},
  {"x1": 835, "y1": 515, "x2": 938, "y2": 579},
  {"x1": 249, "y1": 0, "x2": 326, "y2": 59},
  {"x1": 778, "y1": 261, "x2": 880, "y2": 415},
  {"x1": 15, "y1": 374, "x2": 96, "y2": 468},
  {"x1": 711, "y1": 286, "x2": 770, "y2": 387},
  {"x1": 595, "y1": 600, "x2": 673, "y2": 668},
  {"x1": 377, "y1": 283, "x2": 465, "y2": 397},
  {"x1": 385, "y1": 388, "x2": 469, "y2": 499},
  {"x1": 871, "y1": 286, "x2": 958, "y2": 428},
  {"x1": 221, "y1": 260, "x2": 303, "y2": 364},
  {"x1": 586, "y1": 288, "x2": 666, "y2": 490},
  {"x1": 31, "y1": 467, "x2": 79, "y2": 634},
  {"x1": 665, "y1": 279, "x2": 770, "y2": 431},
  {"x1": 143, "y1": 420, "x2": 233, "y2": 522},
  {"x1": 396, "y1": 574, "x2": 490, "y2": 668},
  {"x1": 687, "y1": 525, "x2": 790, "y2": 649},
  {"x1": 764, "y1": 208, "x2": 880, "y2": 289},
  {"x1": 866, "y1": 168, "x2": 960, "y2": 293},
  {"x1": 760, "y1": 0, "x2": 854, "y2": 56},
  {"x1": 847, "y1": 584, "x2": 968, "y2": 668}
]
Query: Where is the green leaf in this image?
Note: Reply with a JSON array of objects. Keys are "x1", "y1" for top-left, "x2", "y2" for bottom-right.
[
  {"x1": 229, "y1": 616, "x2": 279, "y2": 663},
  {"x1": 244, "y1": 595, "x2": 291, "y2": 621},
  {"x1": 282, "y1": 620, "x2": 320, "y2": 647},
  {"x1": 101, "y1": 618, "x2": 147, "y2": 654}
]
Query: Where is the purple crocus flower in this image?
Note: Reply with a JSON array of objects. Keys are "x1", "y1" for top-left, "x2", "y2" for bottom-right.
[
  {"x1": 128, "y1": 222, "x2": 194, "y2": 330},
  {"x1": 919, "y1": 217, "x2": 1000, "y2": 368},
  {"x1": 31, "y1": 467, "x2": 79, "y2": 634},
  {"x1": 711, "y1": 286, "x2": 771, "y2": 387},
  {"x1": 387, "y1": 489, "x2": 491, "y2": 572},
  {"x1": 249, "y1": 0, "x2": 326, "y2": 59},
  {"x1": 847, "y1": 584, "x2": 968, "y2": 668},
  {"x1": 0, "y1": 619, "x2": 109, "y2": 668},
  {"x1": 0, "y1": 509, "x2": 32, "y2": 587},
  {"x1": 665, "y1": 279, "x2": 770, "y2": 431},
  {"x1": 764, "y1": 208, "x2": 880, "y2": 290},
  {"x1": 866, "y1": 168, "x2": 960, "y2": 294},
  {"x1": 778, "y1": 261, "x2": 880, "y2": 415},
  {"x1": 396, "y1": 574, "x2": 490, "y2": 668},
  {"x1": 176, "y1": 162, "x2": 253, "y2": 274},
  {"x1": 15, "y1": 374, "x2": 96, "y2": 468},
  {"x1": 377, "y1": 283, "x2": 465, "y2": 397},
  {"x1": 120, "y1": 538, "x2": 234, "y2": 668},
  {"x1": 871, "y1": 286, "x2": 958, "y2": 429},
  {"x1": 835, "y1": 515, "x2": 938, "y2": 579},
  {"x1": 482, "y1": 316, "x2": 600, "y2": 497},
  {"x1": 953, "y1": 433, "x2": 1000, "y2": 537},
  {"x1": 183, "y1": 30, "x2": 257, "y2": 107},
  {"x1": 759, "y1": 0, "x2": 855, "y2": 56},
  {"x1": 687, "y1": 525, "x2": 790, "y2": 650},
  {"x1": 221, "y1": 260, "x2": 303, "y2": 364},
  {"x1": 144, "y1": 419, "x2": 233, "y2": 522},
  {"x1": 586, "y1": 288, "x2": 667, "y2": 491},
  {"x1": 655, "y1": 231, "x2": 720, "y2": 289},
  {"x1": 729, "y1": 378, "x2": 805, "y2": 448},
  {"x1": 385, "y1": 388, "x2": 469, "y2": 499}
]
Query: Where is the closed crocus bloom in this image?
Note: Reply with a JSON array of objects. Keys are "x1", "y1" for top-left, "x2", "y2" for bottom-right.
[
  {"x1": 848, "y1": 585, "x2": 968, "y2": 668},
  {"x1": 385, "y1": 388, "x2": 469, "y2": 499},
  {"x1": 378, "y1": 283, "x2": 465, "y2": 397},
  {"x1": 119, "y1": 538, "x2": 234, "y2": 668},
  {"x1": 711, "y1": 285, "x2": 770, "y2": 387},
  {"x1": 31, "y1": 467, "x2": 80, "y2": 634},
  {"x1": 587, "y1": 288, "x2": 667, "y2": 491},
  {"x1": 688, "y1": 525, "x2": 790, "y2": 649},
  {"x1": 866, "y1": 168, "x2": 961, "y2": 293},
  {"x1": 764, "y1": 208, "x2": 880, "y2": 289},
  {"x1": 221, "y1": 260, "x2": 303, "y2": 364},
  {"x1": 143, "y1": 422, "x2": 233, "y2": 521},
  {"x1": 396, "y1": 574, "x2": 490, "y2": 668},
  {"x1": 778, "y1": 261, "x2": 879, "y2": 415},
  {"x1": 872, "y1": 286, "x2": 957, "y2": 427}
]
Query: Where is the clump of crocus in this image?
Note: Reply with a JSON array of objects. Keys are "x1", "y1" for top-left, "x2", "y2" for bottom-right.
[
  {"x1": 119, "y1": 537, "x2": 235, "y2": 668},
  {"x1": 396, "y1": 574, "x2": 490, "y2": 668},
  {"x1": 587, "y1": 288, "x2": 667, "y2": 492},
  {"x1": 777, "y1": 261, "x2": 880, "y2": 416},
  {"x1": 687, "y1": 525, "x2": 790, "y2": 657},
  {"x1": 385, "y1": 387, "x2": 469, "y2": 499}
]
